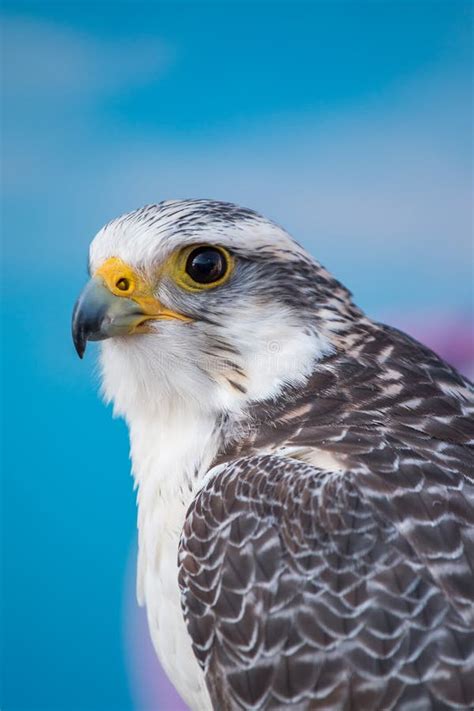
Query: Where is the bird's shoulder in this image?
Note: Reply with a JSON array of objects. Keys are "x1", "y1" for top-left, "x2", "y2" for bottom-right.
[
  {"x1": 218, "y1": 321, "x2": 473, "y2": 472},
  {"x1": 178, "y1": 326, "x2": 474, "y2": 708}
]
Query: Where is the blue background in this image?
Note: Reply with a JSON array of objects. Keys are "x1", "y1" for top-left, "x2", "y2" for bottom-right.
[{"x1": 1, "y1": 2, "x2": 472, "y2": 710}]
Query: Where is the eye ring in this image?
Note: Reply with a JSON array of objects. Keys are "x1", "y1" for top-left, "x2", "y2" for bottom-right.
[
  {"x1": 169, "y1": 244, "x2": 234, "y2": 292},
  {"x1": 185, "y1": 246, "x2": 229, "y2": 286}
]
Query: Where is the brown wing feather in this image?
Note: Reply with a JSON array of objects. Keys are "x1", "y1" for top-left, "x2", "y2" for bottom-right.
[
  {"x1": 214, "y1": 322, "x2": 474, "y2": 623},
  {"x1": 179, "y1": 455, "x2": 474, "y2": 710},
  {"x1": 180, "y1": 322, "x2": 474, "y2": 709}
]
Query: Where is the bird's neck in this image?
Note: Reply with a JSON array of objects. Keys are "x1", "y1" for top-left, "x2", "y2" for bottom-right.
[
  {"x1": 130, "y1": 403, "x2": 224, "y2": 506},
  {"x1": 128, "y1": 402, "x2": 227, "y2": 605}
]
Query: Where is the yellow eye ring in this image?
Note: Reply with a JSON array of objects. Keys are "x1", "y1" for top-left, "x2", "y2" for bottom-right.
[{"x1": 170, "y1": 244, "x2": 234, "y2": 292}]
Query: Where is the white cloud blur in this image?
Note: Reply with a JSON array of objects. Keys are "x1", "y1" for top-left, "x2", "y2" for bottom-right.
[{"x1": 2, "y1": 16, "x2": 174, "y2": 98}]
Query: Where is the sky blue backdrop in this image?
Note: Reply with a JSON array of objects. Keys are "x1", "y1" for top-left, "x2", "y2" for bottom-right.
[{"x1": 2, "y1": 2, "x2": 472, "y2": 710}]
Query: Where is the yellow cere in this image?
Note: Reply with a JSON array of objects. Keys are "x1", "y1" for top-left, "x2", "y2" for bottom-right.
[{"x1": 94, "y1": 257, "x2": 191, "y2": 323}]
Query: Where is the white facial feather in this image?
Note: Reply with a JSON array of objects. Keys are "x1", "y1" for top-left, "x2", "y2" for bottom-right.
[{"x1": 89, "y1": 199, "x2": 311, "y2": 274}]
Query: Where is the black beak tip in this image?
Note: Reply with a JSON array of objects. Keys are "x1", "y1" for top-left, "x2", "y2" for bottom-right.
[
  {"x1": 74, "y1": 336, "x2": 86, "y2": 359},
  {"x1": 72, "y1": 301, "x2": 87, "y2": 359}
]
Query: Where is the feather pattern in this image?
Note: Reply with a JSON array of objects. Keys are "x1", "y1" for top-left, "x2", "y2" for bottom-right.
[{"x1": 179, "y1": 321, "x2": 474, "y2": 710}]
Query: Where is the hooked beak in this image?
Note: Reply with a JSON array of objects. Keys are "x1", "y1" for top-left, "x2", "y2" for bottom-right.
[
  {"x1": 72, "y1": 277, "x2": 147, "y2": 358},
  {"x1": 72, "y1": 258, "x2": 190, "y2": 358}
]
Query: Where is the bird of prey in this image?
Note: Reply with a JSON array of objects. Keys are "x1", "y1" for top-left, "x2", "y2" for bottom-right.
[{"x1": 72, "y1": 199, "x2": 474, "y2": 711}]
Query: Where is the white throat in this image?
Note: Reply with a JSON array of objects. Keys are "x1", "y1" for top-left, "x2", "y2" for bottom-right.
[
  {"x1": 99, "y1": 321, "x2": 330, "y2": 575},
  {"x1": 99, "y1": 323, "x2": 331, "y2": 575},
  {"x1": 97, "y1": 324, "x2": 330, "y2": 709},
  {"x1": 129, "y1": 401, "x2": 223, "y2": 603}
]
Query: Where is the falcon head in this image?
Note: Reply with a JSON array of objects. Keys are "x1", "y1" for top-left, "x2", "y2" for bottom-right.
[{"x1": 72, "y1": 200, "x2": 359, "y2": 417}]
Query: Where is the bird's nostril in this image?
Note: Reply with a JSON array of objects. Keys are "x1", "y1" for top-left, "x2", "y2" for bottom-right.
[{"x1": 116, "y1": 277, "x2": 130, "y2": 292}]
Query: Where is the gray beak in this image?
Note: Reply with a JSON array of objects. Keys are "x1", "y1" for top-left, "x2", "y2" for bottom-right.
[{"x1": 72, "y1": 277, "x2": 148, "y2": 358}]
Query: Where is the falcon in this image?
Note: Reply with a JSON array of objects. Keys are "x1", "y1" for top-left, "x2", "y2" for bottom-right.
[{"x1": 72, "y1": 199, "x2": 474, "y2": 710}]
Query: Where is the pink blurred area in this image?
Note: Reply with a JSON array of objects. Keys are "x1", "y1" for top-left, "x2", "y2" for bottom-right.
[
  {"x1": 126, "y1": 605, "x2": 187, "y2": 711},
  {"x1": 384, "y1": 311, "x2": 473, "y2": 379},
  {"x1": 124, "y1": 312, "x2": 473, "y2": 711},
  {"x1": 124, "y1": 548, "x2": 187, "y2": 711}
]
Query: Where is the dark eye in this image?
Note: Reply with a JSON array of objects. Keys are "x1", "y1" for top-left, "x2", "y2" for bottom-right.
[{"x1": 185, "y1": 247, "x2": 228, "y2": 285}]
